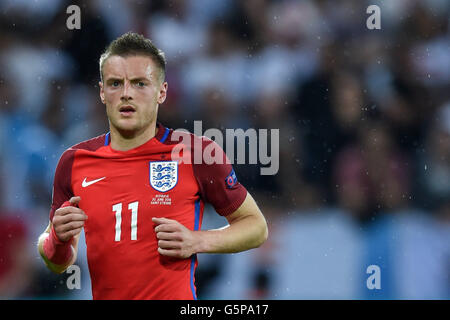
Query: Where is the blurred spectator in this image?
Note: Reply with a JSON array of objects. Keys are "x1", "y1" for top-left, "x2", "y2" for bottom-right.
[
  {"x1": 415, "y1": 103, "x2": 450, "y2": 210},
  {"x1": 358, "y1": 120, "x2": 412, "y2": 212},
  {"x1": 0, "y1": 210, "x2": 34, "y2": 298},
  {"x1": 333, "y1": 119, "x2": 412, "y2": 221},
  {"x1": 62, "y1": 1, "x2": 110, "y2": 85},
  {"x1": 147, "y1": 0, "x2": 208, "y2": 65}
]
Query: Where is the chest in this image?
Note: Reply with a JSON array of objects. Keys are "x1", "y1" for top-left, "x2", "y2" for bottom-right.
[{"x1": 70, "y1": 155, "x2": 199, "y2": 242}]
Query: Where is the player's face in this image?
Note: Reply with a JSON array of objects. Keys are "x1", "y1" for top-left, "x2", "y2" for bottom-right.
[{"x1": 100, "y1": 55, "x2": 167, "y2": 136}]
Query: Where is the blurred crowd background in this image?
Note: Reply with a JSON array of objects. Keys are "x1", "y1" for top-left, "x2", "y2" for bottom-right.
[{"x1": 0, "y1": 0, "x2": 449, "y2": 299}]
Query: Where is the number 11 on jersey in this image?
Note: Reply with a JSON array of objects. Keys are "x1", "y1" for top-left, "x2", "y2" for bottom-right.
[{"x1": 113, "y1": 201, "x2": 139, "y2": 241}]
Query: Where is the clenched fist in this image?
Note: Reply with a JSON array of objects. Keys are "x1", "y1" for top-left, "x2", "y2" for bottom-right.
[
  {"x1": 152, "y1": 217, "x2": 198, "y2": 259},
  {"x1": 52, "y1": 196, "x2": 88, "y2": 242}
]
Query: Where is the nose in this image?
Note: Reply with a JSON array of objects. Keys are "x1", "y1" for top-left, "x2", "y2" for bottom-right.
[{"x1": 121, "y1": 81, "x2": 133, "y2": 101}]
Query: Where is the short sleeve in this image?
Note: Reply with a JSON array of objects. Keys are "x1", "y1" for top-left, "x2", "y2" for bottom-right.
[
  {"x1": 49, "y1": 149, "x2": 75, "y2": 221},
  {"x1": 192, "y1": 137, "x2": 247, "y2": 216}
]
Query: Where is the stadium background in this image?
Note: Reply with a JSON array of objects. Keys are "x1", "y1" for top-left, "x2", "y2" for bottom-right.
[{"x1": 0, "y1": 0, "x2": 449, "y2": 299}]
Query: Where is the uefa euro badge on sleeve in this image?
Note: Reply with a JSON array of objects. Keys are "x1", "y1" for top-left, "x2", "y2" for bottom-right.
[
  {"x1": 225, "y1": 168, "x2": 238, "y2": 189},
  {"x1": 149, "y1": 161, "x2": 178, "y2": 192}
]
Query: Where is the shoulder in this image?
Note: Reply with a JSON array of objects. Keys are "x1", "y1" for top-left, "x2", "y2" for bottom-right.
[
  {"x1": 57, "y1": 133, "x2": 108, "y2": 166},
  {"x1": 70, "y1": 133, "x2": 109, "y2": 152}
]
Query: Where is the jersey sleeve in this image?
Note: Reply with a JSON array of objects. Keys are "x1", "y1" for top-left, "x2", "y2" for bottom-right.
[
  {"x1": 192, "y1": 137, "x2": 247, "y2": 216},
  {"x1": 49, "y1": 149, "x2": 75, "y2": 221}
]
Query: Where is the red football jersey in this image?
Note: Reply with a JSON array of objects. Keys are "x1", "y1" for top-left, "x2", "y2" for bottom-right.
[{"x1": 49, "y1": 123, "x2": 247, "y2": 300}]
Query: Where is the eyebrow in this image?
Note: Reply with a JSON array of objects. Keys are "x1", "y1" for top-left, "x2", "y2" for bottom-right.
[
  {"x1": 129, "y1": 77, "x2": 150, "y2": 82},
  {"x1": 105, "y1": 77, "x2": 150, "y2": 82}
]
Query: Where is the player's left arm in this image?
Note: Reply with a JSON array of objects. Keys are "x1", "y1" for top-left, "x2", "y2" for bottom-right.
[{"x1": 153, "y1": 192, "x2": 268, "y2": 258}]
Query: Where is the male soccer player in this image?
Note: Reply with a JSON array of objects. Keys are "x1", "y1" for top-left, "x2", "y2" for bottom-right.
[{"x1": 37, "y1": 32, "x2": 268, "y2": 300}]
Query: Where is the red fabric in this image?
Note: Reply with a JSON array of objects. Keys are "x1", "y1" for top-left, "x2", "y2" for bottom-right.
[{"x1": 50, "y1": 123, "x2": 247, "y2": 300}]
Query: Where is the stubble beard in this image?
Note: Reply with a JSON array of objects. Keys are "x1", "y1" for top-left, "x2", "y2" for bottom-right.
[{"x1": 108, "y1": 105, "x2": 158, "y2": 140}]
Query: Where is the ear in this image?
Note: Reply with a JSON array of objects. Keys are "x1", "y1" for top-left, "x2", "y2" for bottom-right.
[
  {"x1": 99, "y1": 81, "x2": 105, "y2": 104},
  {"x1": 157, "y1": 82, "x2": 168, "y2": 105}
]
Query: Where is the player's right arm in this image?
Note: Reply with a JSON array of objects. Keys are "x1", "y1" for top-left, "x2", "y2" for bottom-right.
[{"x1": 37, "y1": 196, "x2": 87, "y2": 274}]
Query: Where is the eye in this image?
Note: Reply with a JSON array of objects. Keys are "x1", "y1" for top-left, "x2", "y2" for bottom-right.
[
  {"x1": 138, "y1": 81, "x2": 146, "y2": 87},
  {"x1": 112, "y1": 80, "x2": 120, "y2": 87}
]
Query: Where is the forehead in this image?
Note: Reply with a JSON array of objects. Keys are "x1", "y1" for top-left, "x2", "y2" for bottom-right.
[{"x1": 103, "y1": 55, "x2": 158, "y2": 79}]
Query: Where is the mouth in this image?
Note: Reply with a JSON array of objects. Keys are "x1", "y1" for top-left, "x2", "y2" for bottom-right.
[{"x1": 119, "y1": 105, "x2": 136, "y2": 116}]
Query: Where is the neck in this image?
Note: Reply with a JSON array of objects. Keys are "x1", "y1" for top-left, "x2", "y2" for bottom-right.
[{"x1": 109, "y1": 122, "x2": 158, "y2": 151}]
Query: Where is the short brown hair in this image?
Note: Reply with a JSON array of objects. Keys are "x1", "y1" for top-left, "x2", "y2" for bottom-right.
[{"x1": 99, "y1": 32, "x2": 166, "y2": 82}]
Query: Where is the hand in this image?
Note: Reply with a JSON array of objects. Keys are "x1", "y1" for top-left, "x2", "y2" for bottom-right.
[
  {"x1": 152, "y1": 217, "x2": 198, "y2": 259},
  {"x1": 52, "y1": 196, "x2": 87, "y2": 242}
]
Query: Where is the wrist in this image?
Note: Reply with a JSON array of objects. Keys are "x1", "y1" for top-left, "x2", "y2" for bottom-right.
[
  {"x1": 193, "y1": 230, "x2": 207, "y2": 254},
  {"x1": 50, "y1": 225, "x2": 72, "y2": 245},
  {"x1": 43, "y1": 226, "x2": 73, "y2": 266}
]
